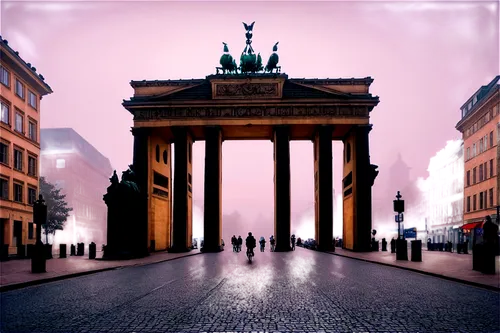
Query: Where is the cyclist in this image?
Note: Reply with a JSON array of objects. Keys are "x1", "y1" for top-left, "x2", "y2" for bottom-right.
[{"x1": 246, "y1": 232, "x2": 256, "y2": 259}]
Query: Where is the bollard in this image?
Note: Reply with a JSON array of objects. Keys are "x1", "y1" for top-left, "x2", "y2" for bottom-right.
[
  {"x1": 472, "y1": 244, "x2": 483, "y2": 271},
  {"x1": 396, "y1": 239, "x2": 408, "y2": 261},
  {"x1": 77, "y1": 243, "x2": 84, "y2": 256},
  {"x1": 411, "y1": 240, "x2": 422, "y2": 262},
  {"x1": 60, "y1": 244, "x2": 67, "y2": 258},
  {"x1": 70, "y1": 244, "x2": 76, "y2": 256},
  {"x1": 17, "y1": 244, "x2": 26, "y2": 258},
  {"x1": 0, "y1": 244, "x2": 9, "y2": 261},
  {"x1": 89, "y1": 242, "x2": 96, "y2": 260},
  {"x1": 44, "y1": 244, "x2": 53, "y2": 259},
  {"x1": 381, "y1": 239, "x2": 387, "y2": 251},
  {"x1": 31, "y1": 243, "x2": 46, "y2": 273},
  {"x1": 390, "y1": 239, "x2": 396, "y2": 253},
  {"x1": 27, "y1": 244, "x2": 35, "y2": 258}
]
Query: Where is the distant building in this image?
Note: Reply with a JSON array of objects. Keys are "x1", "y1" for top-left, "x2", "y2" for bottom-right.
[
  {"x1": 425, "y1": 140, "x2": 464, "y2": 245},
  {"x1": 456, "y1": 76, "x2": 499, "y2": 229},
  {"x1": 0, "y1": 36, "x2": 53, "y2": 255},
  {"x1": 40, "y1": 128, "x2": 113, "y2": 247}
]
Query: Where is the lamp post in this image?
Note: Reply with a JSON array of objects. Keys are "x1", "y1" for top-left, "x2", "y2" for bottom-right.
[{"x1": 31, "y1": 194, "x2": 47, "y2": 273}]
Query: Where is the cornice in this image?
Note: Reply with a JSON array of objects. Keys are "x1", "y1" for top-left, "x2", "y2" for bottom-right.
[
  {"x1": 456, "y1": 90, "x2": 499, "y2": 132},
  {"x1": 0, "y1": 38, "x2": 52, "y2": 95}
]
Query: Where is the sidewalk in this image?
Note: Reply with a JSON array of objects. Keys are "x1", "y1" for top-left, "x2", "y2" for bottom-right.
[
  {"x1": 327, "y1": 247, "x2": 500, "y2": 291},
  {"x1": 0, "y1": 249, "x2": 201, "y2": 292}
]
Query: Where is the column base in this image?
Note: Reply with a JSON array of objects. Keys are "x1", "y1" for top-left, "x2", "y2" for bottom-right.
[
  {"x1": 273, "y1": 245, "x2": 292, "y2": 252},
  {"x1": 168, "y1": 246, "x2": 192, "y2": 254},
  {"x1": 200, "y1": 245, "x2": 224, "y2": 253}
]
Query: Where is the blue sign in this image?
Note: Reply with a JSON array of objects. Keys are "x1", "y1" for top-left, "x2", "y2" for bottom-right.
[{"x1": 404, "y1": 227, "x2": 417, "y2": 239}]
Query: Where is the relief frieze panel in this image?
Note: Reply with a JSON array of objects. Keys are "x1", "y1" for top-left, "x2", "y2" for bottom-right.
[
  {"x1": 133, "y1": 106, "x2": 369, "y2": 121},
  {"x1": 214, "y1": 83, "x2": 279, "y2": 99}
]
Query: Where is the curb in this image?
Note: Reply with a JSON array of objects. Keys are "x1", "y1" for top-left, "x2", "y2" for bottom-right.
[
  {"x1": 0, "y1": 252, "x2": 202, "y2": 293},
  {"x1": 325, "y1": 251, "x2": 500, "y2": 292}
]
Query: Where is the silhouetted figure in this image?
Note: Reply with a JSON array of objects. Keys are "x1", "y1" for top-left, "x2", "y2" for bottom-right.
[
  {"x1": 246, "y1": 232, "x2": 256, "y2": 259},
  {"x1": 482, "y1": 216, "x2": 499, "y2": 274},
  {"x1": 237, "y1": 236, "x2": 242, "y2": 252},
  {"x1": 231, "y1": 235, "x2": 237, "y2": 252},
  {"x1": 259, "y1": 236, "x2": 266, "y2": 252},
  {"x1": 270, "y1": 235, "x2": 275, "y2": 252},
  {"x1": 291, "y1": 234, "x2": 296, "y2": 251}
]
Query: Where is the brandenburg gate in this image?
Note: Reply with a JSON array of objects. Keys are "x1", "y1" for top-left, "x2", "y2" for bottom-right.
[{"x1": 120, "y1": 23, "x2": 379, "y2": 255}]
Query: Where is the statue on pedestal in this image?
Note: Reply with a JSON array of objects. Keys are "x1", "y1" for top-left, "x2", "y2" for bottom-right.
[{"x1": 103, "y1": 165, "x2": 145, "y2": 259}]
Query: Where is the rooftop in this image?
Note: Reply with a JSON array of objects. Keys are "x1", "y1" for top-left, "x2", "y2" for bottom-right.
[
  {"x1": 0, "y1": 35, "x2": 53, "y2": 94},
  {"x1": 457, "y1": 75, "x2": 499, "y2": 124}
]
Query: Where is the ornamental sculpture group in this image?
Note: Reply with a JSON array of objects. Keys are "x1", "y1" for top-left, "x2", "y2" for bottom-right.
[
  {"x1": 217, "y1": 21, "x2": 281, "y2": 74},
  {"x1": 103, "y1": 166, "x2": 145, "y2": 259}
]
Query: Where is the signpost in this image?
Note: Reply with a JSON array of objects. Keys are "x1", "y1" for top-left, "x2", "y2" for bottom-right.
[{"x1": 393, "y1": 191, "x2": 405, "y2": 240}]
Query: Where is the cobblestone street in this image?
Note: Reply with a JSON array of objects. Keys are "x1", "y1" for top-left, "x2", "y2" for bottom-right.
[{"x1": 1, "y1": 248, "x2": 499, "y2": 333}]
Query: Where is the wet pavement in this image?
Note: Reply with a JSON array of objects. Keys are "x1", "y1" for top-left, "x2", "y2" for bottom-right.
[{"x1": 1, "y1": 248, "x2": 499, "y2": 333}]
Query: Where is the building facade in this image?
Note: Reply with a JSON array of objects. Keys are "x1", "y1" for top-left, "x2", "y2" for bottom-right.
[
  {"x1": 456, "y1": 76, "x2": 499, "y2": 228},
  {"x1": 425, "y1": 140, "x2": 464, "y2": 245},
  {"x1": 0, "y1": 36, "x2": 52, "y2": 255},
  {"x1": 40, "y1": 128, "x2": 113, "y2": 247}
]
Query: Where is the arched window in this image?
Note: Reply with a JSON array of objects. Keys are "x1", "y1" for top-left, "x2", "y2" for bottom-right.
[
  {"x1": 163, "y1": 150, "x2": 168, "y2": 164},
  {"x1": 155, "y1": 145, "x2": 160, "y2": 162}
]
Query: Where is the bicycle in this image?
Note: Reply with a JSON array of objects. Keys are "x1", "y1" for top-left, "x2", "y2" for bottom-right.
[{"x1": 246, "y1": 248, "x2": 254, "y2": 262}]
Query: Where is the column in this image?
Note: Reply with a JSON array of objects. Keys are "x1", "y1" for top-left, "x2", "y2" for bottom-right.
[
  {"x1": 203, "y1": 126, "x2": 223, "y2": 252},
  {"x1": 132, "y1": 127, "x2": 150, "y2": 257},
  {"x1": 342, "y1": 124, "x2": 373, "y2": 252},
  {"x1": 171, "y1": 127, "x2": 193, "y2": 252},
  {"x1": 314, "y1": 125, "x2": 334, "y2": 251},
  {"x1": 273, "y1": 126, "x2": 291, "y2": 252}
]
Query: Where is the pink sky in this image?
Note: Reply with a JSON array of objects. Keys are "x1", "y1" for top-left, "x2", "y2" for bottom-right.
[{"x1": 2, "y1": 0, "x2": 498, "y2": 229}]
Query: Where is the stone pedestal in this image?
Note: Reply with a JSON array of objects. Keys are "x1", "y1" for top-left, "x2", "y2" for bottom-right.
[
  {"x1": 203, "y1": 127, "x2": 223, "y2": 253},
  {"x1": 273, "y1": 126, "x2": 291, "y2": 252}
]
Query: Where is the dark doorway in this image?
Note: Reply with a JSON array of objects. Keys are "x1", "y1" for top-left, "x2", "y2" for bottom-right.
[{"x1": 13, "y1": 220, "x2": 22, "y2": 246}]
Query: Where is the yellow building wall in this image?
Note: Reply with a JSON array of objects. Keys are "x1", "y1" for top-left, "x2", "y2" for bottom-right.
[
  {"x1": 148, "y1": 136, "x2": 172, "y2": 251},
  {"x1": 0, "y1": 60, "x2": 42, "y2": 254},
  {"x1": 342, "y1": 134, "x2": 355, "y2": 250}
]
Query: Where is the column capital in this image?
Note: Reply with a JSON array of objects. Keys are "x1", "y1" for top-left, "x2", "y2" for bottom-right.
[
  {"x1": 131, "y1": 127, "x2": 151, "y2": 136},
  {"x1": 356, "y1": 124, "x2": 373, "y2": 134}
]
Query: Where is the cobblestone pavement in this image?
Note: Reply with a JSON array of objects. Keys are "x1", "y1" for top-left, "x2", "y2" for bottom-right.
[{"x1": 1, "y1": 248, "x2": 499, "y2": 333}]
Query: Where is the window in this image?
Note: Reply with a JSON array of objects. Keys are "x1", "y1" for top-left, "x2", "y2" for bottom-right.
[
  {"x1": 466, "y1": 147, "x2": 470, "y2": 160},
  {"x1": 473, "y1": 194, "x2": 477, "y2": 210},
  {"x1": 479, "y1": 138, "x2": 483, "y2": 153},
  {"x1": 0, "y1": 142, "x2": 7, "y2": 165},
  {"x1": 15, "y1": 79, "x2": 24, "y2": 99},
  {"x1": 28, "y1": 91, "x2": 37, "y2": 109},
  {"x1": 490, "y1": 131, "x2": 494, "y2": 148},
  {"x1": 479, "y1": 192, "x2": 484, "y2": 209},
  {"x1": 484, "y1": 162, "x2": 488, "y2": 179},
  {"x1": 13, "y1": 183, "x2": 23, "y2": 203},
  {"x1": 28, "y1": 121, "x2": 36, "y2": 141},
  {"x1": 479, "y1": 164, "x2": 483, "y2": 182},
  {"x1": 0, "y1": 66, "x2": 9, "y2": 86},
  {"x1": 14, "y1": 149, "x2": 22, "y2": 171},
  {"x1": 14, "y1": 112, "x2": 23, "y2": 133},
  {"x1": 490, "y1": 159, "x2": 494, "y2": 178},
  {"x1": 28, "y1": 156, "x2": 36, "y2": 176},
  {"x1": 466, "y1": 170, "x2": 470, "y2": 186},
  {"x1": 473, "y1": 143, "x2": 476, "y2": 157},
  {"x1": 28, "y1": 223, "x2": 34, "y2": 239},
  {"x1": 489, "y1": 188, "x2": 494, "y2": 207},
  {"x1": 485, "y1": 135, "x2": 488, "y2": 150},
  {"x1": 0, "y1": 178, "x2": 8, "y2": 199},
  {"x1": 56, "y1": 159, "x2": 65, "y2": 169},
  {"x1": 163, "y1": 150, "x2": 168, "y2": 164},
  {"x1": 1, "y1": 102, "x2": 9, "y2": 124},
  {"x1": 466, "y1": 196, "x2": 471, "y2": 212},
  {"x1": 28, "y1": 187, "x2": 36, "y2": 205},
  {"x1": 473, "y1": 167, "x2": 477, "y2": 184}
]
